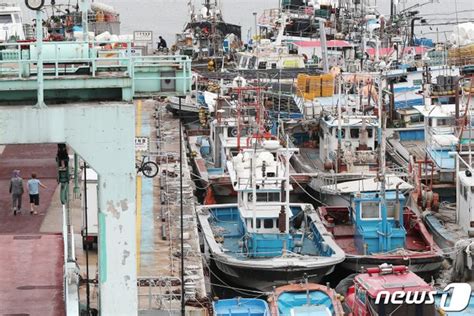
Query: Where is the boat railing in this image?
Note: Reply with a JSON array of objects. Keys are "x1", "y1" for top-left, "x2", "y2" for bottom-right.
[
  {"x1": 62, "y1": 204, "x2": 80, "y2": 316},
  {"x1": 281, "y1": 6, "x2": 315, "y2": 19},
  {"x1": 258, "y1": 8, "x2": 280, "y2": 26}
]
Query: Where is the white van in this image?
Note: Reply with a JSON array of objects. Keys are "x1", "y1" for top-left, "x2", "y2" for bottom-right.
[{"x1": 81, "y1": 168, "x2": 99, "y2": 250}]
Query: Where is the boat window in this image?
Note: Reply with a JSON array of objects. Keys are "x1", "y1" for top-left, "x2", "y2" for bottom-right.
[
  {"x1": 360, "y1": 201, "x2": 379, "y2": 219},
  {"x1": 464, "y1": 184, "x2": 468, "y2": 200},
  {"x1": 258, "y1": 61, "x2": 267, "y2": 69},
  {"x1": 336, "y1": 128, "x2": 346, "y2": 139},
  {"x1": 385, "y1": 200, "x2": 397, "y2": 218},
  {"x1": 256, "y1": 192, "x2": 280, "y2": 202},
  {"x1": 264, "y1": 219, "x2": 273, "y2": 229},
  {"x1": 256, "y1": 219, "x2": 261, "y2": 229},
  {"x1": 271, "y1": 63, "x2": 277, "y2": 69},
  {"x1": 0, "y1": 15, "x2": 13, "y2": 24},
  {"x1": 248, "y1": 57, "x2": 257, "y2": 69},
  {"x1": 428, "y1": 118, "x2": 433, "y2": 127},
  {"x1": 13, "y1": 14, "x2": 20, "y2": 23},
  {"x1": 410, "y1": 114, "x2": 423, "y2": 123},
  {"x1": 437, "y1": 118, "x2": 450, "y2": 126},
  {"x1": 367, "y1": 128, "x2": 373, "y2": 138},
  {"x1": 350, "y1": 128, "x2": 359, "y2": 139},
  {"x1": 471, "y1": 186, "x2": 474, "y2": 194},
  {"x1": 247, "y1": 219, "x2": 253, "y2": 229}
]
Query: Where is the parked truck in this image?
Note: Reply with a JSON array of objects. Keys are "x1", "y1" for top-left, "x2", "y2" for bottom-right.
[{"x1": 81, "y1": 167, "x2": 99, "y2": 250}]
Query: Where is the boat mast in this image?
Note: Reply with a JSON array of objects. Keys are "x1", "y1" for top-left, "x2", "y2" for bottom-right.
[{"x1": 378, "y1": 74, "x2": 389, "y2": 252}]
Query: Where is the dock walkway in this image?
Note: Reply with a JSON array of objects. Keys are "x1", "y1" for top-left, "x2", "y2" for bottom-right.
[
  {"x1": 0, "y1": 144, "x2": 64, "y2": 316},
  {"x1": 136, "y1": 100, "x2": 206, "y2": 313}
]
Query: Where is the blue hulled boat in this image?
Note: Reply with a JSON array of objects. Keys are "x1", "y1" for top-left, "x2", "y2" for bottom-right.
[
  {"x1": 268, "y1": 280, "x2": 344, "y2": 316},
  {"x1": 213, "y1": 298, "x2": 270, "y2": 316}
]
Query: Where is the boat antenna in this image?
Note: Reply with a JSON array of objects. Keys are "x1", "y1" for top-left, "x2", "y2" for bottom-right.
[{"x1": 378, "y1": 74, "x2": 389, "y2": 252}]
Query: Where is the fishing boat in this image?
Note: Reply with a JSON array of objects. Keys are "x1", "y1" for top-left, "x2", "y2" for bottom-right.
[
  {"x1": 213, "y1": 298, "x2": 270, "y2": 316},
  {"x1": 196, "y1": 139, "x2": 345, "y2": 291},
  {"x1": 290, "y1": 73, "x2": 412, "y2": 206},
  {"x1": 317, "y1": 190, "x2": 444, "y2": 274},
  {"x1": 188, "y1": 85, "x2": 310, "y2": 198},
  {"x1": 175, "y1": 0, "x2": 241, "y2": 61},
  {"x1": 235, "y1": 39, "x2": 306, "y2": 71},
  {"x1": 268, "y1": 277, "x2": 345, "y2": 316},
  {"x1": 337, "y1": 264, "x2": 439, "y2": 316},
  {"x1": 166, "y1": 90, "x2": 217, "y2": 116}
]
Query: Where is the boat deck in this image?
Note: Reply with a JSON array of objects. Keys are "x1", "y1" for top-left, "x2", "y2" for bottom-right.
[
  {"x1": 210, "y1": 207, "x2": 321, "y2": 258},
  {"x1": 400, "y1": 140, "x2": 427, "y2": 161},
  {"x1": 0, "y1": 144, "x2": 64, "y2": 316},
  {"x1": 325, "y1": 209, "x2": 432, "y2": 256}
]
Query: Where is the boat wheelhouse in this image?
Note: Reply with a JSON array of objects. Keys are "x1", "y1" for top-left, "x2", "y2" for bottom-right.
[
  {"x1": 318, "y1": 192, "x2": 444, "y2": 274},
  {"x1": 412, "y1": 104, "x2": 458, "y2": 182},
  {"x1": 236, "y1": 40, "x2": 305, "y2": 71}
]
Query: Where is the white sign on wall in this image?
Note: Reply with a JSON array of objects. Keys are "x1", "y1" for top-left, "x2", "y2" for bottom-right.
[
  {"x1": 135, "y1": 136, "x2": 149, "y2": 152},
  {"x1": 134, "y1": 31, "x2": 153, "y2": 42}
]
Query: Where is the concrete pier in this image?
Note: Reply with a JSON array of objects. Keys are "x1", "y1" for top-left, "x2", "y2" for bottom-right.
[{"x1": 135, "y1": 99, "x2": 206, "y2": 314}]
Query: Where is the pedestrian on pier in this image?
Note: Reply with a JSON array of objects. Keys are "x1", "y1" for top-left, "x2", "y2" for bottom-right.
[
  {"x1": 27, "y1": 173, "x2": 47, "y2": 215},
  {"x1": 9, "y1": 170, "x2": 24, "y2": 216},
  {"x1": 157, "y1": 36, "x2": 167, "y2": 51}
]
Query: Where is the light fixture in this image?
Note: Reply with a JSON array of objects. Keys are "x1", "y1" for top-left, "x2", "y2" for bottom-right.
[{"x1": 25, "y1": 0, "x2": 45, "y2": 11}]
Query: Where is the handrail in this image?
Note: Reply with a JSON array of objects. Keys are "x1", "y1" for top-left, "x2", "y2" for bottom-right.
[
  {"x1": 62, "y1": 204, "x2": 80, "y2": 316},
  {"x1": 0, "y1": 40, "x2": 192, "y2": 84}
]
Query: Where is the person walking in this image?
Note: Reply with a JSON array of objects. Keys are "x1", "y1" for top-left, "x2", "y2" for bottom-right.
[
  {"x1": 27, "y1": 173, "x2": 47, "y2": 215},
  {"x1": 9, "y1": 170, "x2": 24, "y2": 216}
]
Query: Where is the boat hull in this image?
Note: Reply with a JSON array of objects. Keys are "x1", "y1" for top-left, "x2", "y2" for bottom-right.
[
  {"x1": 211, "y1": 257, "x2": 335, "y2": 292},
  {"x1": 340, "y1": 254, "x2": 444, "y2": 275}
]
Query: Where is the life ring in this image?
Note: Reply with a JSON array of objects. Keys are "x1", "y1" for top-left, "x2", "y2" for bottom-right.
[{"x1": 230, "y1": 127, "x2": 238, "y2": 137}]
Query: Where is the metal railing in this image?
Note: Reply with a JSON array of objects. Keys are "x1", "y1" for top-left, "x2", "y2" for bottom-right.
[
  {"x1": 63, "y1": 204, "x2": 80, "y2": 316},
  {"x1": 0, "y1": 41, "x2": 192, "y2": 90},
  {"x1": 0, "y1": 40, "x2": 136, "y2": 78}
]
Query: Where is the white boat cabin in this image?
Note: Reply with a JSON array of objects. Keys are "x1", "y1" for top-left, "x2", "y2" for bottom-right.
[
  {"x1": 0, "y1": 3, "x2": 24, "y2": 42},
  {"x1": 227, "y1": 143, "x2": 295, "y2": 234},
  {"x1": 319, "y1": 114, "x2": 378, "y2": 172},
  {"x1": 413, "y1": 104, "x2": 458, "y2": 151},
  {"x1": 458, "y1": 169, "x2": 474, "y2": 237},
  {"x1": 236, "y1": 39, "x2": 305, "y2": 70}
]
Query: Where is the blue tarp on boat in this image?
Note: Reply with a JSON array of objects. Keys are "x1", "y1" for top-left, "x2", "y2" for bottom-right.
[
  {"x1": 277, "y1": 290, "x2": 334, "y2": 316},
  {"x1": 213, "y1": 298, "x2": 270, "y2": 316}
]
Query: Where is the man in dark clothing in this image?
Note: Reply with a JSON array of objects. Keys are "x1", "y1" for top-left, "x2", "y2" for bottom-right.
[
  {"x1": 9, "y1": 170, "x2": 24, "y2": 215},
  {"x1": 157, "y1": 36, "x2": 167, "y2": 50},
  {"x1": 56, "y1": 143, "x2": 69, "y2": 170}
]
